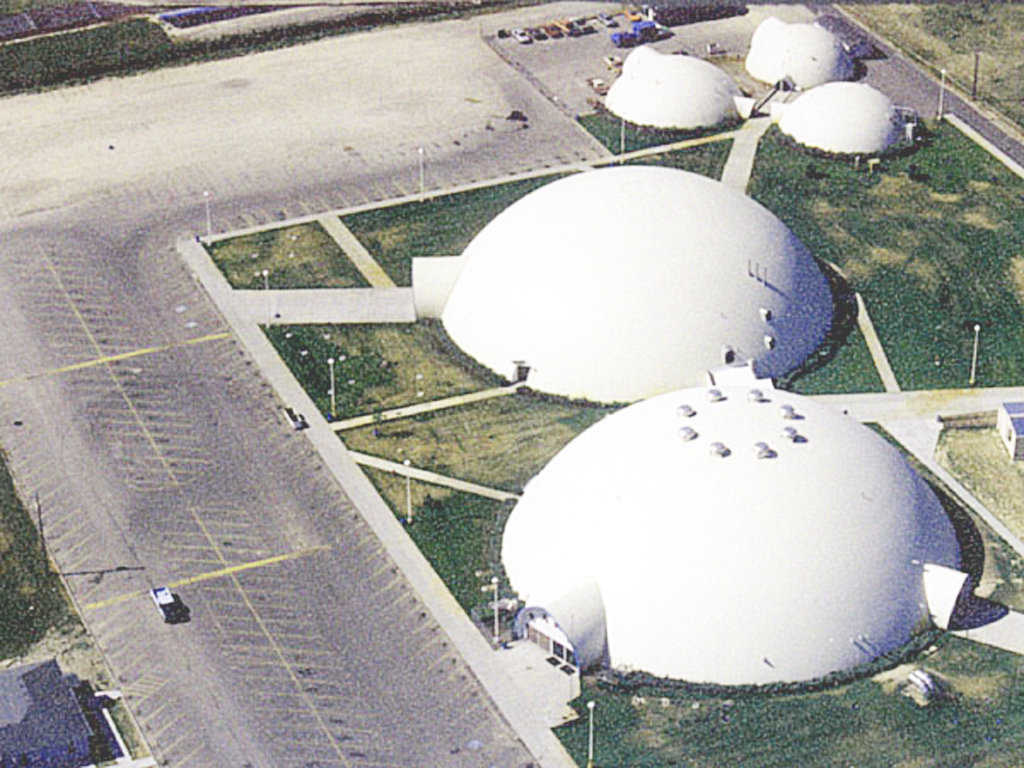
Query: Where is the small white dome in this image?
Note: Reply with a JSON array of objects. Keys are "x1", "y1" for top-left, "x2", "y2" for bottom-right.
[
  {"x1": 605, "y1": 46, "x2": 740, "y2": 129},
  {"x1": 779, "y1": 82, "x2": 903, "y2": 154},
  {"x1": 746, "y1": 17, "x2": 853, "y2": 90},
  {"x1": 440, "y1": 166, "x2": 833, "y2": 403},
  {"x1": 502, "y1": 388, "x2": 961, "y2": 684}
]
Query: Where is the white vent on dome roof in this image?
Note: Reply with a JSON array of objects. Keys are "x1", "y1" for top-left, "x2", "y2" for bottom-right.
[
  {"x1": 780, "y1": 404, "x2": 798, "y2": 419},
  {"x1": 677, "y1": 404, "x2": 696, "y2": 418},
  {"x1": 748, "y1": 388, "x2": 766, "y2": 403},
  {"x1": 709, "y1": 441, "x2": 730, "y2": 457},
  {"x1": 754, "y1": 441, "x2": 776, "y2": 459},
  {"x1": 707, "y1": 388, "x2": 725, "y2": 403},
  {"x1": 760, "y1": 307, "x2": 773, "y2": 322},
  {"x1": 679, "y1": 426, "x2": 699, "y2": 442},
  {"x1": 764, "y1": 335, "x2": 776, "y2": 350}
]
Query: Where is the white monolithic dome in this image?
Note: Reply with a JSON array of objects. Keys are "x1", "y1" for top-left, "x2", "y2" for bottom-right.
[
  {"x1": 502, "y1": 388, "x2": 962, "y2": 685},
  {"x1": 778, "y1": 82, "x2": 903, "y2": 155},
  {"x1": 745, "y1": 17, "x2": 853, "y2": 90},
  {"x1": 604, "y1": 46, "x2": 740, "y2": 129},
  {"x1": 440, "y1": 167, "x2": 833, "y2": 403}
]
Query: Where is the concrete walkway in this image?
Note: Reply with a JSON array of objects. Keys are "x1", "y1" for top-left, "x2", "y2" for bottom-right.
[
  {"x1": 812, "y1": 386, "x2": 1024, "y2": 425},
  {"x1": 232, "y1": 287, "x2": 414, "y2": 324},
  {"x1": 719, "y1": 117, "x2": 771, "y2": 191},
  {"x1": 177, "y1": 236, "x2": 576, "y2": 768},
  {"x1": 954, "y1": 610, "x2": 1024, "y2": 656},
  {"x1": 316, "y1": 215, "x2": 397, "y2": 288},
  {"x1": 856, "y1": 293, "x2": 901, "y2": 392},
  {"x1": 331, "y1": 384, "x2": 519, "y2": 431},
  {"x1": 348, "y1": 451, "x2": 520, "y2": 502}
]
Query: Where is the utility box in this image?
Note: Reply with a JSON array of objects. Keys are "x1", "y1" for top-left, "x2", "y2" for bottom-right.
[{"x1": 997, "y1": 402, "x2": 1024, "y2": 460}]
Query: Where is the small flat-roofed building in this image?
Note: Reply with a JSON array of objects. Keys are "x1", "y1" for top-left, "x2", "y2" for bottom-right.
[{"x1": 997, "y1": 402, "x2": 1024, "y2": 460}]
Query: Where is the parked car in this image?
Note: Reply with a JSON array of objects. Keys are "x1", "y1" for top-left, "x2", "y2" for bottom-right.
[
  {"x1": 544, "y1": 23, "x2": 563, "y2": 38},
  {"x1": 603, "y1": 54, "x2": 623, "y2": 70},
  {"x1": 577, "y1": 21, "x2": 597, "y2": 35},
  {"x1": 597, "y1": 12, "x2": 617, "y2": 27},
  {"x1": 587, "y1": 77, "x2": 609, "y2": 95},
  {"x1": 528, "y1": 26, "x2": 547, "y2": 41},
  {"x1": 151, "y1": 587, "x2": 190, "y2": 624},
  {"x1": 511, "y1": 28, "x2": 532, "y2": 44},
  {"x1": 565, "y1": 20, "x2": 584, "y2": 37},
  {"x1": 496, "y1": 28, "x2": 510, "y2": 38},
  {"x1": 624, "y1": 6, "x2": 645, "y2": 22}
]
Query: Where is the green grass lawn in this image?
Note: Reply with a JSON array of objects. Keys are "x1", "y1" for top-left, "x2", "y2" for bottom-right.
[
  {"x1": 341, "y1": 175, "x2": 564, "y2": 286},
  {"x1": 341, "y1": 393, "x2": 613, "y2": 492},
  {"x1": 579, "y1": 111, "x2": 738, "y2": 154},
  {"x1": 265, "y1": 322, "x2": 499, "y2": 421},
  {"x1": 360, "y1": 467, "x2": 507, "y2": 612},
  {"x1": 0, "y1": 453, "x2": 71, "y2": 658},
  {"x1": 844, "y1": 3, "x2": 1024, "y2": 130},
  {"x1": 749, "y1": 123, "x2": 1024, "y2": 391},
  {"x1": 206, "y1": 223, "x2": 368, "y2": 290},
  {"x1": 558, "y1": 633, "x2": 1024, "y2": 767},
  {"x1": 625, "y1": 139, "x2": 734, "y2": 179}
]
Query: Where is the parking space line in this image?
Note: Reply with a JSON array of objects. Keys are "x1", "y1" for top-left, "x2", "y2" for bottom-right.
[
  {"x1": 157, "y1": 727, "x2": 191, "y2": 756},
  {"x1": 0, "y1": 332, "x2": 231, "y2": 388},
  {"x1": 83, "y1": 545, "x2": 328, "y2": 611},
  {"x1": 170, "y1": 742, "x2": 205, "y2": 767},
  {"x1": 147, "y1": 712, "x2": 186, "y2": 741}
]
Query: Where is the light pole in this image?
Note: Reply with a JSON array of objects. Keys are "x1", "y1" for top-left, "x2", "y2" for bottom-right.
[
  {"x1": 261, "y1": 268, "x2": 271, "y2": 325},
  {"x1": 937, "y1": 68, "x2": 948, "y2": 119},
  {"x1": 970, "y1": 323, "x2": 981, "y2": 386},
  {"x1": 491, "y1": 576, "x2": 500, "y2": 646},
  {"x1": 619, "y1": 117, "x2": 625, "y2": 161},
  {"x1": 203, "y1": 190, "x2": 211, "y2": 237},
  {"x1": 403, "y1": 459, "x2": 412, "y2": 524},
  {"x1": 971, "y1": 50, "x2": 980, "y2": 100},
  {"x1": 418, "y1": 147, "x2": 425, "y2": 199},
  {"x1": 327, "y1": 357, "x2": 336, "y2": 418},
  {"x1": 586, "y1": 700, "x2": 596, "y2": 768}
]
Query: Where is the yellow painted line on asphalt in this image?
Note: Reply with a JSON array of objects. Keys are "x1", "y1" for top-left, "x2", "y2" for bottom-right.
[
  {"x1": 0, "y1": 332, "x2": 231, "y2": 388},
  {"x1": 82, "y1": 546, "x2": 328, "y2": 612}
]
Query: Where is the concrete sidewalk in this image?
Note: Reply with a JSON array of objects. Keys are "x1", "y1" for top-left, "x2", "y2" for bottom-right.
[
  {"x1": 317, "y1": 215, "x2": 397, "y2": 288},
  {"x1": 855, "y1": 293, "x2": 900, "y2": 392},
  {"x1": 348, "y1": 451, "x2": 520, "y2": 502},
  {"x1": 177, "y1": 237, "x2": 577, "y2": 768},
  {"x1": 331, "y1": 384, "x2": 518, "y2": 431},
  {"x1": 720, "y1": 117, "x2": 771, "y2": 191},
  {"x1": 232, "y1": 287, "x2": 414, "y2": 324},
  {"x1": 812, "y1": 386, "x2": 1024, "y2": 424}
]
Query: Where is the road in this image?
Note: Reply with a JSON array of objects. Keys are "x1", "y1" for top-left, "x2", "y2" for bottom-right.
[{"x1": 0, "y1": 6, "x2": 607, "y2": 766}]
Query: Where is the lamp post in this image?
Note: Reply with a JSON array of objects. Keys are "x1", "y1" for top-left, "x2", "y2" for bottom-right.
[
  {"x1": 261, "y1": 268, "x2": 271, "y2": 325},
  {"x1": 586, "y1": 700, "x2": 596, "y2": 768},
  {"x1": 619, "y1": 116, "x2": 625, "y2": 161},
  {"x1": 327, "y1": 357, "x2": 336, "y2": 418},
  {"x1": 203, "y1": 190, "x2": 211, "y2": 237},
  {"x1": 491, "y1": 576, "x2": 500, "y2": 646},
  {"x1": 937, "y1": 68, "x2": 948, "y2": 119},
  {"x1": 418, "y1": 147, "x2": 425, "y2": 199},
  {"x1": 971, "y1": 51, "x2": 980, "y2": 100},
  {"x1": 402, "y1": 459, "x2": 412, "y2": 524},
  {"x1": 970, "y1": 323, "x2": 981, "y2": 386}
]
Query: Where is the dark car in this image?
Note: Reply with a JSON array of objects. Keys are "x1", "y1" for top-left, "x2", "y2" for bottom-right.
[
  {"x1": 528, "y1": 26, "x2": 547, "y2": 41},
  {"x1": 151, "y1": 587, "x2": 191, "y2": 624}
]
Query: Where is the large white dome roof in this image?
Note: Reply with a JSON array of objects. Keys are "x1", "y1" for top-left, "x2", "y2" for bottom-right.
[
  {"x1": 502, "y1": 388, "x2": 961, "y2": 684},
  {"x1": 605, "y1": 46, "x2": 739, "y2": 129},
  {"x1": 440, "y1": 167, "x2": 833, "y2": 403},
  {"x1": 745, "y1": 17, "x2": 853, "y2": 90},
  {"x1": 779, "y1": 82, "x2": 903, "y2": 154}
]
